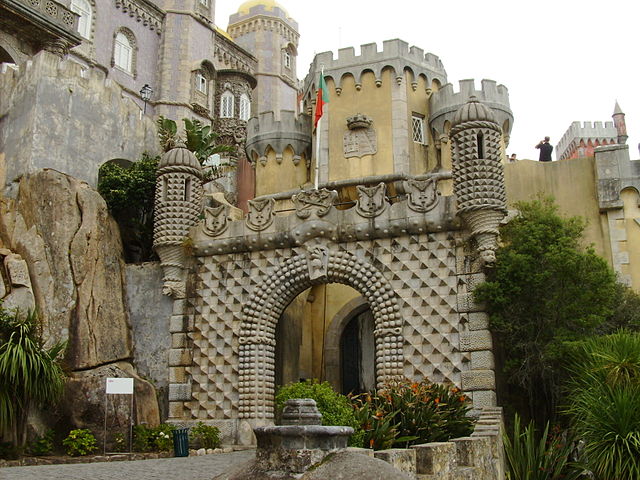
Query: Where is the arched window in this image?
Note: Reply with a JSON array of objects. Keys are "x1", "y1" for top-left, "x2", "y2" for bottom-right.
[
  {"x1": 239, "y1": 93, "x2": 250, "y2": 121},
  {"x1": 220, "y1": 91, "x2": 234, "y2": 118},
  {"x1": 70, "y1": 0, "x2": 92, "y2": 40},
  {"x1": 113, "y1": 29, "x2": 136, "y2": 75}
]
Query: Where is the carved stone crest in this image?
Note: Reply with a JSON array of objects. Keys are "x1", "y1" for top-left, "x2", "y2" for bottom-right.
[
  {"x1": 203, "y1": 204, "x2": 229, "y2": 236},
  {"x1": 356, "y1": 182, "x2": 388, "y2": 218},
  {"x1": 292, "y1": 189, "x2": 338, "y2": 219},
  {"x1": 343, "y1": 114, "x2": 377, "y2": 158},
  {"x1": 307, "y1": 245, "x2": 329, "y2": 281},
  {"x1": 404, "y1": 178, "x2": 440, "y2": 212},
  {"x1": 246, "y1": 198, "x2": 276, "y2": 231}
]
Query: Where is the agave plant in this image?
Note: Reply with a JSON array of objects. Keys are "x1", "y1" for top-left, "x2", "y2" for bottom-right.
[
  {"x1": 0, "y1": 308, "x2": 66, "y2": 445},
  {"x1": 564, "y1": 331, "x2": 640, "y2": 479}
]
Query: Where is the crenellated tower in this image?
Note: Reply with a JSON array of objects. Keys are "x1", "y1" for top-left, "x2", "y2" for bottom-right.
[
  {"x1": 301, "y1": 39, "x2": 448, "y2": 185},
  {"x1": 450, "y1": 96, "x2": 507, "y2": 265},
  {"x1": 430, "y1": 79, "x2": 513, "y2": 171},
  {"x1": 245, "y1": 111, "x2": 312, "y2": 197},
  {"x1": 227, "y1": 0, "x2": 299, "y2": 117}
]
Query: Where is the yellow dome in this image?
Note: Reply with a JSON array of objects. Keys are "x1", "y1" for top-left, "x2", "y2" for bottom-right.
[{"x1": 237, "y1": 0, "x2": 289, "y2": 17}]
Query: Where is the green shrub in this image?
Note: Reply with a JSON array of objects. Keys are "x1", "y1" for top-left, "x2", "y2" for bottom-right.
[
  {"x1": 351, "y1": 379, "x2": 473, "y2": 449},
  {"x1": 62, "y1": 429, "x2": 97, "y2": 456},
  {"x1": 133, "y1": 424, "x2": 175, "y2": 452},
  {"x1": 0, "y1": 441, "x2": 21, "y2": 460},
  {"x1": 112, "y1": 432, "x2": 127, "y2": 452},
  {"x1": 27, "y1": 429, "x2": 54, "y2": 456},
  {"x1": 190, "y1": 422, "x2": 221, "y2": 449},
  {"x1": 503, "y1": 414, "x2": 579, "y2": 480},
  {"x1": 564, "y1": 331, "x2": 640, "y2": 479},
  {"x1": 275, "y1": 379, "x2": 363, "y2": 447}
]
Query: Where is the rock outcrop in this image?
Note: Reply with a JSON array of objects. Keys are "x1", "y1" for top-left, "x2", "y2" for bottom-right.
[{"x1": 0, "y1": 168, "x2": 159, "y2": 432}]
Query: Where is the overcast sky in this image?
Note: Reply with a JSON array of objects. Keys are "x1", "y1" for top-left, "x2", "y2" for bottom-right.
[{"x1": 217, "y1": 0, "x2": 639, "y2": 161}]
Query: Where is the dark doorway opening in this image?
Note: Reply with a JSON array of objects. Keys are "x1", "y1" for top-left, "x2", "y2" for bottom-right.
[{"x1": 340, "y1": 309, "x2": 375, "y2": 395}]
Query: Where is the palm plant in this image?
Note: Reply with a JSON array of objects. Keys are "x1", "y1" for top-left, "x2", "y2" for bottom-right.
[
  {"x1": 564, "y1": 331, "x2": 640, "y2": 479},
  {"x1": 0, "y1": 308, "x2": 66, "y2": 445},
  {"x1": 503, "y1": 414, "x2": 579, "y2": 480},
  {"x1": 157, "y1": 116, "x2": 233, "y2": 162}
]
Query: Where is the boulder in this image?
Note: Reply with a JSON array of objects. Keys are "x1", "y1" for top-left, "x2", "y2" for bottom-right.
[
  {"x1": 0, "y1": 169, "x2": 132, "y2": 367},
  {"x1": 62, "y1": 361, "x2": 160, "y2": 431}
]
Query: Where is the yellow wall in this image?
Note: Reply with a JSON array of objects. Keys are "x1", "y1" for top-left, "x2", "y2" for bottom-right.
[
  {"x1": 282, "y1": 283, "x2": 360, "y2": 382},
  {"x1": 326, "y1": 71, "x2": 393, "y2": 181},
  {"x1": 255, "y1": 146, "x2": 308, "y2": 197},
  {"x1": 406, "y1": 71, "x2": 430, "y2": 174},
  {"x1": 504, "y1": 157, "x2": 611, "y2": 261},
  {"x1": 621, "y1": 188, "x2": 640, "y2": 287}
]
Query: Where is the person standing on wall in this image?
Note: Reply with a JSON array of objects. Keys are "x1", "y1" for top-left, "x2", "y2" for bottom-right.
[{"x1": 535, "y1": 137, "x2": 553, "y2": 162}]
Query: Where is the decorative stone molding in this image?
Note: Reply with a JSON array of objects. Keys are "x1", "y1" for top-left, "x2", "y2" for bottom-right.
[
  {"x1": 404, "y1": 177, "x2": 439, "y2": 213},
  {"x1": 114, "y1": 0, "x2": 164, "y2": 35},
  {"x1": 246, "y1": 198, "x2": 276, "y2": 231},
  {"x1": 343, "y1": 114, "x2": 377, "y2": 158},
  {"x1": 203, "y1": 204, "x2": 230, "y2": 237},
  {"x1": 292, "y1": 189, "x2": 338, "y2": 219},
  {"x1": 355, "y1": 182, "x2": 388, "y2": 218}
]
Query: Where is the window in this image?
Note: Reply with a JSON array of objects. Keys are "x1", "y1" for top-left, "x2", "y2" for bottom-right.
[
  {"x1": 412, "y1": 115, "x2": 425, "y2": 144},
  {"x1": 239, "y1": 93, "x2": 250, "y2": 121},
  {"x1": 195, "y1": 71, "x2": 208, "y2": 94},
  {"x1": 70, "y1": 0, "x2": 92, "y2": 40},
  {"x1": 220, "y1": 91, "x2": 234, "y2": 118},
  {"x1": 284, "y1": 51, "x2": 291, "y2": 69},
  {"x1": 114, "y1": 32, "x2": 133, "y2": 73}
]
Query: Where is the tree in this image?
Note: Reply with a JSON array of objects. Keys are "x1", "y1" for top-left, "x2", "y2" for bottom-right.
[
  {"x1": 157, "y1": 116, "x2": 233, "y2": 162},
  {"x1": 0, "y1": 307, "x2": 66, "y2": 446},
  {"x1": 98, "y1": 153, "x2": 159, "y2": 263},
  {"x1": 474, "y1": 197, "x2": 621, "y2": 425}
]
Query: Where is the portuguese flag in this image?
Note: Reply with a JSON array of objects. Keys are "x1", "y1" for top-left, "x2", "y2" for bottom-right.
[{"x1": 314, "y1": 73, "x2": 329, "y2": 128}]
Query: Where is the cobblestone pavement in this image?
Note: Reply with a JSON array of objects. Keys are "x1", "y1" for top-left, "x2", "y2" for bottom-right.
[{"x1": 0, "y1": 450, "x2": 254, "y2": 480}]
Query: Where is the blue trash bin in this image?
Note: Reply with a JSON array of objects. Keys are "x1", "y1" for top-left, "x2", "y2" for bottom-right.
[{"x1": 172, "y1": 428, "x2": 189, "y2": 457}]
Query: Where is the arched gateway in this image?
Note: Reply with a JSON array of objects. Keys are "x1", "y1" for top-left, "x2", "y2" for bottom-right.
[
  {"x1": 237, "y1": 248, "x2": 404, "y2": 419},
  {"x1": 154, "y1": 97, "x2": 507, "y2": 443}
]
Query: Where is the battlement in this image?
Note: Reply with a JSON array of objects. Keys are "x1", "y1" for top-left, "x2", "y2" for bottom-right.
[
  {"x1": 0, "y1": 51, "x2": 158, "y2": 188},
  {"x1": 229, "y1": 3, "x2": 298, "y2": 32},
  {"x1": 556, "y1": 120, "x2": 617, "y2": 160},
  {"x1": 303, "y1": 39, "x2": 447, "y2": 95},
  {"x1": 245, "y1": 110, "x2": 311, "y2": 158},
  {"x1": 429, "y1": 79, "x2": 513, "y2": 138}
]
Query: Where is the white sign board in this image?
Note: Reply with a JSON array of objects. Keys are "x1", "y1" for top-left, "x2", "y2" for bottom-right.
[{"x1": 106, "y1": 377, "x2": 134, "y2": 395}]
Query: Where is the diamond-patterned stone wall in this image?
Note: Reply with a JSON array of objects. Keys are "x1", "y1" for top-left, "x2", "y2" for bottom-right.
[{"x1": 186, "y1": 229, "x2": 471, "y2": 420}]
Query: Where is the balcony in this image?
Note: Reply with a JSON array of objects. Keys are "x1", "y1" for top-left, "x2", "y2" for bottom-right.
[{"x1": 0, "y1": 0, "x2": 81, "y2": 55}]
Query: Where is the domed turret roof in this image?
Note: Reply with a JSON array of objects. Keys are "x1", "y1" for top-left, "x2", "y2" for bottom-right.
[
  {"x1": 452, "y1": 96, "x2": 496, "y2": 126},
  {"x1": 158, "y1": 147, "x2": 201, "y2": 171},
  {"x1": 237, "y1": 0, "x2": 289, "y2": 17}
]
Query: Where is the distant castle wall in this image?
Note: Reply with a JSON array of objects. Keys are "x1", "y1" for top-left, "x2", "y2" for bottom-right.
[
  {"x1": 0, "y1": 51, "x2": 159, "y2": 189},
  {"x1": 556, "y1": 120, "x2": 617, "y2": 160}
]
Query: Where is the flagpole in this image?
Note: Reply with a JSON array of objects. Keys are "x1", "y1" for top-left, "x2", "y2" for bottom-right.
[
  {"x1": 314, "y1": 66, "x2": 324, "y2": 190},
  {"x1": 314, "y1": 114, "x2": 321, "y2": 189}
]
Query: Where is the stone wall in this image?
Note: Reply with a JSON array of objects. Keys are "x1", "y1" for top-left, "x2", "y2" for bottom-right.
[
  {"x1": 370, "y1": 407, "x2": 505, "y2": 480},
  {"x1": 0, "y1": 50, "x2": 159, "y2": 189},
  {"x1": 125, "y1": 262, "x2": 173, "y2": 419}
]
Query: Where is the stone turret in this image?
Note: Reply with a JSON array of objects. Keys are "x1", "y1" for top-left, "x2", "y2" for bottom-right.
[
  {"x1": 613, "y1": 101, "x2": 628, "y2": 145},
  {"x1": 430, "y1": 79, "x2": 513, "y2": 147},
  {"x1": 450, "y1": 96, "x2": 506, "y2": 265},
  {"x1": 228, "y1": 0, "x2": 299, "y2": 117},
  {"x1": 246, "y1": 110, "x2": 312, "y2": 196},
  {"x1": 153, "y1": 148, "x2": 203, "y2": 298}
]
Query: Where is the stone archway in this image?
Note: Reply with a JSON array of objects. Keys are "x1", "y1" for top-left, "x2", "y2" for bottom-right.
[{"x1": 238, "y1": 248, "x2": 404, "y2": 419}]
